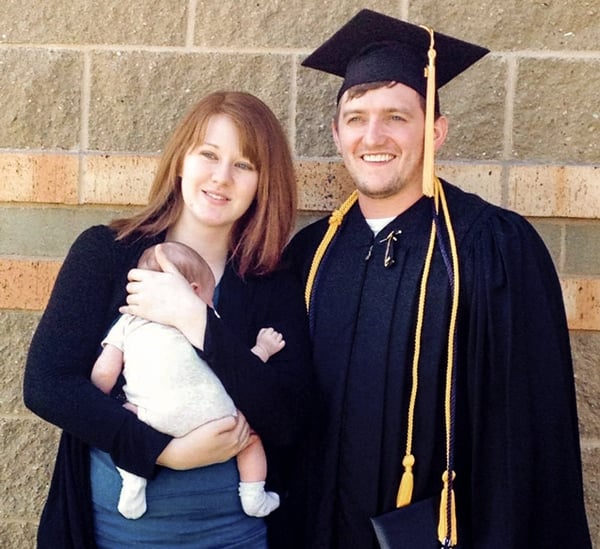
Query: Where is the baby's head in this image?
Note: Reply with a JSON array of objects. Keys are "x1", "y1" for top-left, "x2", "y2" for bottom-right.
[{"x1": 138, "y1": 242, "x2": 216, "y2": 306}]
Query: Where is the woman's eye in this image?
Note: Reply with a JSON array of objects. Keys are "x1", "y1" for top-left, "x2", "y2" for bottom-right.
[
  {"x1": 236, "y1": 161, "x2": 255, "y2": 171},
  {"x1": 200, "y1": 150, "x2": 217, "y2": 159}
]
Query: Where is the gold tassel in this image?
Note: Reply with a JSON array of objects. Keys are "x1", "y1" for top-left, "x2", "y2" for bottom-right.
[
  {"x1": 420, "y1": 25, "x2": 436, "y2": 198},
  {"x1": 438, "y1": 470, "x2": 458, "y2": 546},
  {"x1": 396, "y1": 454, "x2": 415, "y2": 507}
]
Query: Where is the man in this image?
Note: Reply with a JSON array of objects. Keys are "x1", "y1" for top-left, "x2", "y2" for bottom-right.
[{"x1": 286, "y1": 9, "x2": 591, "y2": 549}]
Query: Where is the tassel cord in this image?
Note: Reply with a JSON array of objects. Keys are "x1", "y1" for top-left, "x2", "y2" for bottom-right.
[
  {"x1": 433, "y1": 179, "x2": 460, "y2": 546},
  {"x1": 396, "y1": 216, "x2": 437, "y2": 508}
]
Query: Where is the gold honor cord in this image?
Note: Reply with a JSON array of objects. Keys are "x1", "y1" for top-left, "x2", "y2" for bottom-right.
[
  {"x1": 304, "y1": 190, "x2": 358, "y2": 311},
  {"x1": 396, "y1": 176, "x2": 460, "y2": 548},
  {"x1": 395, "y1": 214, "x2": 437, "y2": 507},
  {"x1": 438, "y1": 179, "x2": 460, "y2": 548}
]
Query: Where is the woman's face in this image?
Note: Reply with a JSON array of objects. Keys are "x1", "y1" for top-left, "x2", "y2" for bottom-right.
[{"x1": 177, "y1": 114, "x2": 259, "y2": 233}]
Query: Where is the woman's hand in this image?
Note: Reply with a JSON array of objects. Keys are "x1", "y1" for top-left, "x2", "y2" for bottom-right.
[
  {"x1": 119, "y1": 244, "x2": 207, "y2": 348},
  {"x1": 156, "y1": 412, "x2": 251, "y2": 470}
]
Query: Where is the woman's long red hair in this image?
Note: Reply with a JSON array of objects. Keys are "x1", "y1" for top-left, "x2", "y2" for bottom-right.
[{"x1": 110, "y1": 91, "x2": 296, "y2": 277}]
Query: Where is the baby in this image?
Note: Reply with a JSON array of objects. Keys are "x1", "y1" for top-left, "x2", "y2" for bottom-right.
[{"x1": 91, "y1": 241, "x2": 284, "y2": 519}]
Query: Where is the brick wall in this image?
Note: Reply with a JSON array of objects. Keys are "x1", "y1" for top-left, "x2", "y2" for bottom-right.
[{"x1": 1, "y1": 1, "x2": 598, "y2": 546}]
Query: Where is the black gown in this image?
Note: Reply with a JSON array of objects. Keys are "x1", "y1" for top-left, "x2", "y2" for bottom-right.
[{"x1": 286, "y1": 180, "x2": 591, "y2": 549}]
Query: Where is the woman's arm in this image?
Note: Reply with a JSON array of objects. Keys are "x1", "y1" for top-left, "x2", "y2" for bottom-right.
[
  {"x1": 23, "y1": 227, "x2": 173, "y2": 477},
  {"x1": 157, "y1": 413, "x2": 251, "y2": 470},
  {"x1": 23, "y1": 227, "x2": 248, "y2": 477}
]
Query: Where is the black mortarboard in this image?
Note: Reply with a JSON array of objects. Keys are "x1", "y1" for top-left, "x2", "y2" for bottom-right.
[{"x1": 302, "y1": 9, "x2": 489, "y2": 103}]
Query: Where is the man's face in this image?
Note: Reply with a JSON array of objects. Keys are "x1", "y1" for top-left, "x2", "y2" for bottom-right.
[{"x1": 333, "y1": 83, "x2": 446, "y2": 215}]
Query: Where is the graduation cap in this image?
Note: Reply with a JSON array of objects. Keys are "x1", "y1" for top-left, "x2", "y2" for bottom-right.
[
  {"x1": 302, "y1": 9, "x2": 489, "y2": 197},
  {"x1": 301, "y1": 8, "x2": 489, "y2": 104}
]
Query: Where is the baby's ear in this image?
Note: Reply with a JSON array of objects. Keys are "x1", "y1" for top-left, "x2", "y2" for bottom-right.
[
  {"x1": 190, "y1": 281, "x2": 202, "y2": 296},
  {"x1": 190, "y1": 282, "x2": 213, "y2": 307}
]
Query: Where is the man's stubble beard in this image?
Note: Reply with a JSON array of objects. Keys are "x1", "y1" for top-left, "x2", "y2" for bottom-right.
[{"x1": 354, "y1": 173, "x2": 412, "y2": 200}]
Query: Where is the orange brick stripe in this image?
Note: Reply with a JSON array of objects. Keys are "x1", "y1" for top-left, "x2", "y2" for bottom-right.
[
  {"x1": 0, "y1": 259, "x2": 62, "y2": 310},
  {"x1": 561, "y1": 278, "x2": 600, "y2": 332},
  {"x1": 0, "y1": 153, "x2": 78, "y2": 204},
  {"x1": 1, "y1": 153, "x2": 599, "y2": 218},
  {"x1": 1, "y1": 258, "x2": 599, "y2": 332}
]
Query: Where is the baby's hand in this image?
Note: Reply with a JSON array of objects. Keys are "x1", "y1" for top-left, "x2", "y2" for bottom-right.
[{"x1": 255, "y1": 327, "x2": 285, "y2": 359}]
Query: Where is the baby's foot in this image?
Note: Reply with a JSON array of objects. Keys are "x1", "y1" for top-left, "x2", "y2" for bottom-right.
[
  {"x1": 117, "y1": 467, "x2": 147, "y2": 519},
  {"x1": 239, "y1": 481, "x2": 280, "y2": 517}
]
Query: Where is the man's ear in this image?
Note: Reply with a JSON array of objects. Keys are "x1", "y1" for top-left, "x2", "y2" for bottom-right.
[
  {"x1": 331, "y1": 118, "x2": 342, "y2": 154},
  {"x1": 433, "y1": 115, "x2": 449, "y2": 152}
]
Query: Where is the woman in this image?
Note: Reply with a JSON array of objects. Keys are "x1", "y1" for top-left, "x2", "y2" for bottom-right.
[{"x1": 24, "y1": 91, "x2": 311, "y2": 548}]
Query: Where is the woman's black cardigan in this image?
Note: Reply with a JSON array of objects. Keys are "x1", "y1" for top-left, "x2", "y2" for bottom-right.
[{"x1": 23, "y1": 225, "x2": 312, "y2": 548}]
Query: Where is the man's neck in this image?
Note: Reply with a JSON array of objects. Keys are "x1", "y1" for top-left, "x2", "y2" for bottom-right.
[{"x1": 357, "y1": 188, "x2": 424, "y2": 219}]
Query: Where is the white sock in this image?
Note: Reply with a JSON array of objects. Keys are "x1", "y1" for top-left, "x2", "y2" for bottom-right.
[
  {"x1": 238, "y1": 481, "x2": 280, "y2": 517},
  {"x1": 116, "y1": 467, "x2": 147, "y2": 519}
]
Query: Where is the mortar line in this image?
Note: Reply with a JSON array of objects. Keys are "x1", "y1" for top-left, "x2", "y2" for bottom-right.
[
  {"x1": 500, "y1": 56, "x2": 518, "y2": 206},
  {"x1": 79, "y1": 52, "x2": 92, "y2": 203},
  {"x1": 289, "y1": 54, "x2": 298, "y2": 155},
  {"x1": 560, "y1": 222, "x2": 567, "y2": 273},
  {"x1": 503, "y1": 56, "x2": 517, "y2": 160},
  {"x1": 187, "y1": 0, "x2": 197, "y2": 48},
  {"x1": 400, "y1": 0, "x2": 410, "y2": 19}
]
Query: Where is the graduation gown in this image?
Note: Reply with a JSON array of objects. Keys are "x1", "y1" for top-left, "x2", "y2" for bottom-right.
[{"x1": 286, "y1": 180, "x2": 591, "y2": 549}]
